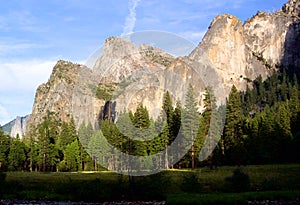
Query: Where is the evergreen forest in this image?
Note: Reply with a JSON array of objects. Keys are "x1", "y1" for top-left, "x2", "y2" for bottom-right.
[{"x1": 0, "y1": 69, "x2": 300, "y2": 172}]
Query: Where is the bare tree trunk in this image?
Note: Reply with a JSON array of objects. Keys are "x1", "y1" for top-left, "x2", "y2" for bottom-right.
[
  {"x1": 29, "y1": 159, "x2": 33, "y2": 172},
  {"x1": 191, "y1": 143, "x2": 195, "y2": 170},
  {"x1": 165, "y1": 146, "x2": 169, "y2": 169},
  {"x1": 43, "y1": 153, "x2": 46, "y2": 172},
  {"x1": 94, "y1": 157, "x2": 97, "y2": 171}
]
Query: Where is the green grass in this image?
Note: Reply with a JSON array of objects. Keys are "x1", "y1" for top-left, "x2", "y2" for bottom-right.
[
  {"x1": 1, "y1": 164, "x2": 300, "y2": 202},
  {"x1": 166, "y1": 191, "x2": 300, "y2": 205}
]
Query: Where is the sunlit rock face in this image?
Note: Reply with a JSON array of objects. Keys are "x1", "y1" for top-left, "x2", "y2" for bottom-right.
[
  {"x1": 26, "y1": 0, "x2": 300, "y2": 133},
  {"x1": 190, "y1": 0, "x2": 300, "y2": 94}
]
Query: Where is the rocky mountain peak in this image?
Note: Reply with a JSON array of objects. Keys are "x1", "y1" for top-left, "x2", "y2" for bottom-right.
[
  {"x1": 190, "y1": 1, "x2": 300, "y2": 95},
  {"x1": 189, "y1": 14, "x2": 243, "y2": 61},
  {"x1": 139, "y1": 44, "x2": 175, "y2": 68},
  {"x1": 93, "y1": 37, "x2": 142, "y2": 79},
  {"x1": 49, "y1": 60, "x2": 82, "y2": 85},
  {"x1": 24, "y1": 0, "x2": 300, "y2": 135},
  {"x1": 210, "y1": 14, "x2": 241, "y2": 28},
  {"x1": 189, "y1": 13, "x2": 246, "y2": 93},
  {"x1": 282, "y1": 0, "x2": 300, "y2": 17},
  {"x1": 1, "y1": 115, "x2": 29, "y2": 138},
  {"x1": 26, "y1": 60, "x2": 99, "y2": 130},
  {"x1": 102, "y1": 37, "x2": 138, "y2": 58},
  {"x1": 92, "y1": 36, "x2": 176, "y2": 84},
  {"x1": 10, "y1": 116, "x2": 29, "y2": 138}
]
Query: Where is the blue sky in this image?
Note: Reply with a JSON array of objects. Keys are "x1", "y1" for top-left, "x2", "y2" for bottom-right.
[{"x1": 0, "y1": 0, "x2": 288, "y2": 125}]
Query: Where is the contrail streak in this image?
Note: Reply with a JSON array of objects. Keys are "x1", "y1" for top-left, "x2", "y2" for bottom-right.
[{"x1": 122, "y1": 0, "x2": 141, "y2": 35}]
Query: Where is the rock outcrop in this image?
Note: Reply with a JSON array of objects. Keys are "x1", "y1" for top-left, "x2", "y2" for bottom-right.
[
  {"x1": 27, "y1": 60, "x2": 103, "y2": 129},
  {"x1": 10, "y1": 116, "x2": 29, "y2": 138},
  {"x1": 1, "y1": 115, "x2": 29, "y2": 138},
  {"x1": 190, "y1": 0, "x2": 300, "y2": 94},
  {"x1": 25, "y1": 0, "x2": 300, "y2": 132}
]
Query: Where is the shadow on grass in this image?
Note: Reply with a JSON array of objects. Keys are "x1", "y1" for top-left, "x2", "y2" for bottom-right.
[
  {"x1": 166, "y1": 190, "x2": 300, "y2": 205},
  {"x1": 1, "y1": 164, "x2": 300, "y2": 202}
]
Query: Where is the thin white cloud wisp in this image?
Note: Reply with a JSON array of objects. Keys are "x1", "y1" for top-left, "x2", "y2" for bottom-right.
[
  {"x1": 0, "y1": 60, "x2": 56, "y2": 92},
  {"x1": 122, "y1": 0, "x2": 141, "y2": 35}
]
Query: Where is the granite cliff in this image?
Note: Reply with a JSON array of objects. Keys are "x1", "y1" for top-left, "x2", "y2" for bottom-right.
[
  {"x1": 190, "y1": 0, "x2": 300, "y2": 94},
  {"x1": 24, "y1": 0, "x2": 299, "y2": 133},
  {"x1": 26, "y1": 60, "x2": 103, "y2": 130},
  {"x1": 1, "y1": 115, "x2": 29, "y2": 138}
]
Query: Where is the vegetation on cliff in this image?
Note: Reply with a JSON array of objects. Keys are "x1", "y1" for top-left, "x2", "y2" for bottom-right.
[{"x1": 0, "y1": 67, "x2": 299, "y2": 172}]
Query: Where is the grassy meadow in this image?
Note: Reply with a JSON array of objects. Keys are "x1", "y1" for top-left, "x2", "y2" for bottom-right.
[{"x1": 0, "y1": 164, "x2": 299, "y2": 203}]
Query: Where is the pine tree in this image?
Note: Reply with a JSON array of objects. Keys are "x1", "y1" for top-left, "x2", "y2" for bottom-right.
[
  {"x1": 63, "y1": 140, "x2": 80, "y2": 171},
  {"x1": 172, "y1": 100, "x2": 182, "y2": 138},
  {"x1": 254, "y1": 75, "x2": 266, "y2": 103},
  {"x1": 162, "y1": 91, "x2": 174, "y2": 135},
  {"x1": 243, "y1": 85, "x2": 254, "y2": 115},
  {"x1": 258, "y1": 106, "x2": 276, "y2": 163},
  {"x1": 289, "y1": 83, "x2": 300, "y2": 123},
  {"x1": 87, "y1": 130, "x2": 110, "y2": 171},
  {"x1": 78, "y1": 122, "x2": 88, "y2": 149},
  {"x1": 77, "y1": 121, "x2": 94, "y2": 170},
  {"x1": 0, "y1": 130, "x2": 10, "y2": 171},
  {"x1": 280, "y1": 70, "x2": 288, "y2": 101},
  {"x1": 132, "y1": 105, "x2": 152, "y2": 156},
  {"x1": 48, "y1": 144, "x2": 60, "y2": 171},
  {"x1": 223, "y1": 85, "x2": 245, "y2": 165},
  {"x1": 181, "y1": 84, "x2": 199, "y2": 169},
  {"x1": 37, "y1": 119, "x2": 51, "y2": 172},
  {"x1": 133, "y1": 104, "x2": 150, "y2": 129},
  {"x1": 275, "y1": 102, "x2": 293, "y2": 162},
  {"x1": 37, "y1": 110, "x2": 60, "y2": 172},
  {"x1": 197, "y1": 87, "x2": 219, "y2": 167},
  {"x1": 148, "y1": 116, "x2": 164, "y2": 154},
  {"x1": 161, "y1": 122, "x2": 170, "y2": 169},
  {"x1": 24, "y1": 124, "x2": 40, "y2": 172},
  {"x1": 8, "y1": 138, "x2": 27, "y2": 171},
  {"x1": 59, "y1": 117, "x2": 78, "y2": 150}
]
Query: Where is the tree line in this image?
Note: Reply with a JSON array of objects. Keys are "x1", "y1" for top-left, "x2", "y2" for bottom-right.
[{"x1": 0, "y1": 69, "x2": 299, "y2": 172}]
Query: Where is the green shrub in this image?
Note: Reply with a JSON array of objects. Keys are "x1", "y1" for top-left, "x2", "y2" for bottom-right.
[
  {"x1": 181, "y1": 172, "x2": 203, "y2": 193},
  {"x1": 95, "y1": 83, "x2": 117, "y2": 101},
  {"x1": 0, "y1": 171, "x2": 6, "y2": 196},
  {"x1": 130, "y1": 171, "x2": 171, "y2": 200},
  {"x1": 225, "y1": 167, "x2": 250, "y2": 192}
]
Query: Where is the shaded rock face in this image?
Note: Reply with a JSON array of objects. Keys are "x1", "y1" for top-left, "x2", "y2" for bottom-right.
[
  {"x1": 282, "y1": 21, "x2": 300, "y2": 69},
  {"x1": 26, "y1": 0, "x2": 300, "y2": 132},
  {"x1": 1, "y1": 115, "x2": 29, "y2": 138},
  {"x1": 99, "y1": 101, "x2": 116, "y2": 124},
  {"x1": 278, "y1": 0, "x2": 300, "y2": 69},
  {"x1": 282, "y1": 0, "x2": 300, "y2": 17}
]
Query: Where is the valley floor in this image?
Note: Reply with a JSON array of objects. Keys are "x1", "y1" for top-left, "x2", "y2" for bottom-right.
[{"x1": 0, "y1": 164, "x2": 299, "y2": 204}]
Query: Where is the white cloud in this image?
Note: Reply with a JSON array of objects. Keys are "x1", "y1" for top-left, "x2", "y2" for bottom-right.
[
  {"x1": 0, "y1": 104, "x2": 11, "y2": 126},
  {"x1": 0, "y1": 59, "x2": 57, "y2": 125},
  {"x1": 0, "y1": 59, "x2": 56, "y2": 92},
  {"x1": 122, "y1": 0, "x2": 141, "y2": 35}
]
